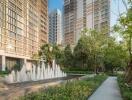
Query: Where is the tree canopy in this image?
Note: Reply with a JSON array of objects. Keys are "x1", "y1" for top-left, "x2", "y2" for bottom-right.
[{"x1": 114, "y1": 0, "x2": 132, "y2": 83}]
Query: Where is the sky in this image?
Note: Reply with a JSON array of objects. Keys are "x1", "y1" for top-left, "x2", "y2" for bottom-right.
[
  {"x1": 110, "y1": 0, "x2": 127, "y2": 27},
  {"x1": 48, "y1": 0, "x2": 64, "y2": 13},
  {"x1": 48, "y1": 0, "x2": 127, "y2": 27}
]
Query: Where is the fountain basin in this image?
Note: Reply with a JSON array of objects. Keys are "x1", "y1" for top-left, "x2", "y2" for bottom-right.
[
  {"x1": 0, "y1": 74, "x2": 87, "y2": 100},
  {"x1": 5, "y1": 75, "x2": 83, "y2": 85}
]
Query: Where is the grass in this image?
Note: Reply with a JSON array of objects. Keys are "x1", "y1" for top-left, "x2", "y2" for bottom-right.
[
  {"x1": 20, "y1": 75, "x2": 107, "y2": 100},
  {"x1": 118, "y1": 75, "x2": 132, "y2": 100}
]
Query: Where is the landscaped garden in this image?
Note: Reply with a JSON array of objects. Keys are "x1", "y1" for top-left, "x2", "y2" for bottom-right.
[
  {"x1": 0, "y1": 1, "x2": 131, "y2": 100},
  {"x1": 20, "y1": 75, "x2": 107, "y2": 100},
  {"x1": 118, "y1": 75, "x2": 132, "y2": 100}
]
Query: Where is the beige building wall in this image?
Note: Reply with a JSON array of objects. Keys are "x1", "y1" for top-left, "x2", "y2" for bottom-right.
[
  {"x1": 64, "y1": 0, "x2": 110, "y2": 45},
  {"x1": 0, "y1": 0, "x2": 48, "y2": 71},
  {"x1": 64, "y1": 0, "x2": 76, "y2": 45}
]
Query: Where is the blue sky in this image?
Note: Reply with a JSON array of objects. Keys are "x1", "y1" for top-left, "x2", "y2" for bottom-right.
[
  {"x1": 110, "y1": 0, "x2": 127, "y2": 27},
  {"x1": 48, "y1": 0, "x2": 127, "y2": 27},
  {"x1": 48, "y1": 0, "x2": 64, "y2": 13}
]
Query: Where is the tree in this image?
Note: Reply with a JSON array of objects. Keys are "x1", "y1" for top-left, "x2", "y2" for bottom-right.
[
  {"x1": 39, "y1": 44, "x2": 65, "y2": 67},
  {"x1": 39, "y1": 44, "x2": 53, "y2": 66},
  {"x1": 73, "y1": 28, "x2": 128, "y2": 74},
  {"x1": 64, "y1": 45, "x2": 73, "y2": 67},
  {"x1": 74, "y1": 29, "x2": 107, "y2": 73},
  {"x1": 52, "y1": 44, "x2": 64, "y2": 66},
  {"x1": 84, "y1": 29, "x2": 107, "y2": 73},
  {"x1": 114, "y1": 0, "x2": 132, "y2": 83},
  {"x1": 103, "y1": 38, "x2": 128, "y2": 73},
  {"x1": 74, "y1": 35, "x2": 90, "y2": 69}
]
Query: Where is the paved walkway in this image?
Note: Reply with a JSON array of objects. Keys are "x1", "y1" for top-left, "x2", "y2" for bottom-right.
[{"x1": 88, "y1": 77, "x2": 123, "y2": 100}]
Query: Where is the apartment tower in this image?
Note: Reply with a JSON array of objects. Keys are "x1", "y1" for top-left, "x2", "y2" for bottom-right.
[
  {"x1": 64, "y1": 0, "x2": 110, "y2": 45},
  {"x1": 0, "y1": 0, "x2": 48, "y2": 71},
  {"x1": 49, "y1": 9, "x2": 62, "y2": 45}
]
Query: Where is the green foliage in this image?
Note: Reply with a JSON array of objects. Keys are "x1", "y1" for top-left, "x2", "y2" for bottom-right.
[
  {"x1": 0, "y1": 71, "x2": 9, "y2": 76},
  {"x1": 73, "y1": 30, "x2": 104, "y2": 71},
  {"x1": 52, "y1": 44, "x2": 64, "y2": 65},
  {"x1": 39, "y1": 44, "x2": 53, "y2": 64},
  {"x1": 118, "y1": 75, "x2": 132, "y2": 100},
  {"x1": 114, "y1": 0, "x2": 132, "y2": 83},
  {"x1": 64, "y1": 45, "x2": 73, "y2": 67},
  {"x1": 113, "y1": 1, "x2": 132, "y2": 58},
  {"x1": 73, "y1": 35, "x2": 90, "y2": 68},
  {"x1": 62, "y1": 67, "x2": 94, "y2": 74},
  {"x1": 39, "y1": 44, "x2": 64, "y2": 66},
  {"x1": 12, "y1": 63, "x2": 21, "y2": 71},
  {"x1": 73, "y1": 29, "x2": 128, "y2": 73},
  {"x1": 38, "y1": 28, "x2": 128, "y2": 74},
  {"x1": 63, "y1": 71, "x2": 94, "y2": 74},
  {"x1": 20, "y1": 75, "x2": 107, "y2": 100},
  {"x1": 32, "y1": 53, "x2": 40, "y2": 60},
  {"x1": 103, "y1": 38, "x2": 128, "y2": 72}
]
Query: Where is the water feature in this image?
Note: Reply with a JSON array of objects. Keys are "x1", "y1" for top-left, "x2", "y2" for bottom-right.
[{"x1": 5, "y1": 60, "x2": 67, "y2": 83}]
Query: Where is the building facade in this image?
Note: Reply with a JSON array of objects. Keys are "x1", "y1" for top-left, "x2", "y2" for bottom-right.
[
  {"x1": 64, "y1": 0, "x2": 110, "y2": 45},
  {"x1": 49, "y1": 9, "x2": 62, "y2": 45},
  {"x1": 0, "y1": 0, "x2": 48, "y2": 71}
]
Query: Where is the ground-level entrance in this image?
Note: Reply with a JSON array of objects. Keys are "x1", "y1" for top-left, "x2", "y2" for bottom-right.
[
  {"x1": 0, "y1": 55, "x2": 23, "y2": 71},
  {"x1": 6, "y1": 57, "x2": 22, "y2": 71},
  {"x1": 0, "y1": 54, "x2": 33, "y2": 71}
]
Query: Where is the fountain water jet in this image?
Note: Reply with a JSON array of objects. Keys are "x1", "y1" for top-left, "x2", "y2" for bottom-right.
[{"x1": 5, "y1": 60, "x2": 67, "y2": 83}]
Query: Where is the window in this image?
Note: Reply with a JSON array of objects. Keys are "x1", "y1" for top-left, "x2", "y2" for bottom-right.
[
  {"x1": 16, "y1": 27, "x2": 22, "y2": 34},
  {"x1": 9, "y1": 31, "x2": 15, "y2": 38}
]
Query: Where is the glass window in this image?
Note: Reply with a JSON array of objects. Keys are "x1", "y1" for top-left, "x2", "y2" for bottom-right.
[
  {"x1": 16, "y1": 14, "x2": 22, "y2": 21},
  {"x1": 9, "y1": 31, "x2": 15, "y2": 38},
  {"x1": 16, "y1": 27, "x2": 22, "y2": 34}
]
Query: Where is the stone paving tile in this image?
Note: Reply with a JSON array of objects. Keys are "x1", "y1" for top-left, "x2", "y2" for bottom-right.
[{"x1": 88, "y1": 77, "x2": 123, "y2": 100}]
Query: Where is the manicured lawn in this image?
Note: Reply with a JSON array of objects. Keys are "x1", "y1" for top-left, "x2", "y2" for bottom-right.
[
  {"x1": 118, "y1": 75, "x2": 132, "y2": 100},
  {"x1": 20, "y1": 75, "x2": 107, "y2": 100}
]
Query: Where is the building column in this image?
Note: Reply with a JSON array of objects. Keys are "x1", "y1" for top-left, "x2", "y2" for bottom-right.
[
  {"x1": 2, "y1": 55, "x2": 6, "y2": 71},
  {"x1": 24, "y1": 59, "x2": 27, "y2": 69},
  {"x1": 24, "y1": 59, "x2": 27, "y2": 66}
]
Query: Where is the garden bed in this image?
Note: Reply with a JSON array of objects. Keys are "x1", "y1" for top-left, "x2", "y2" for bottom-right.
[
  {"x1": 118, "y1": 75, "x2": 132, "y2": 100},
  {"x1": 20, "y1": 75, "x2": 107, "y2": 100}
]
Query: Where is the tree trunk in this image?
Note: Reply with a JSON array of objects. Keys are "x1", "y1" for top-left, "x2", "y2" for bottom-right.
[
  {"x1": 125, "y1": 33, "x2": 132, "y2": 84},
  {"x1": 125, "y1": 60, "x2": 132, "y2": 84}
]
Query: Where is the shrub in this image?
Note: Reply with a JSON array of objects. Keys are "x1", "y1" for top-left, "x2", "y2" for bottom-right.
[
  {"x1": 20, "y1": 75, "x2": 107, "y2": 100},
  {"x1": 0, "y1": 71, "x2": 9, "y2": 76},
  {"x1": 118, "y1": 75, "x2": 132, "y2": 100}
]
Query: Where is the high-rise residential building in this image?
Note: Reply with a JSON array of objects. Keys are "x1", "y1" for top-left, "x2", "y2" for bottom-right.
[
  {"x1": 64, "y1": 0, "x2": 110, "y2": 45},
  {"x1": 49, "y1": 9, "x2": 62, "y2": 45},
  {"x1": 0, "y1": 0, "x2": 48, "y2": 71}
]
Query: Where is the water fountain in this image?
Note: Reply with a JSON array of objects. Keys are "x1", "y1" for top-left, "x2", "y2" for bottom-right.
[{"x1": 5, "y1": 60, "x2": 67, "y2": 83}]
